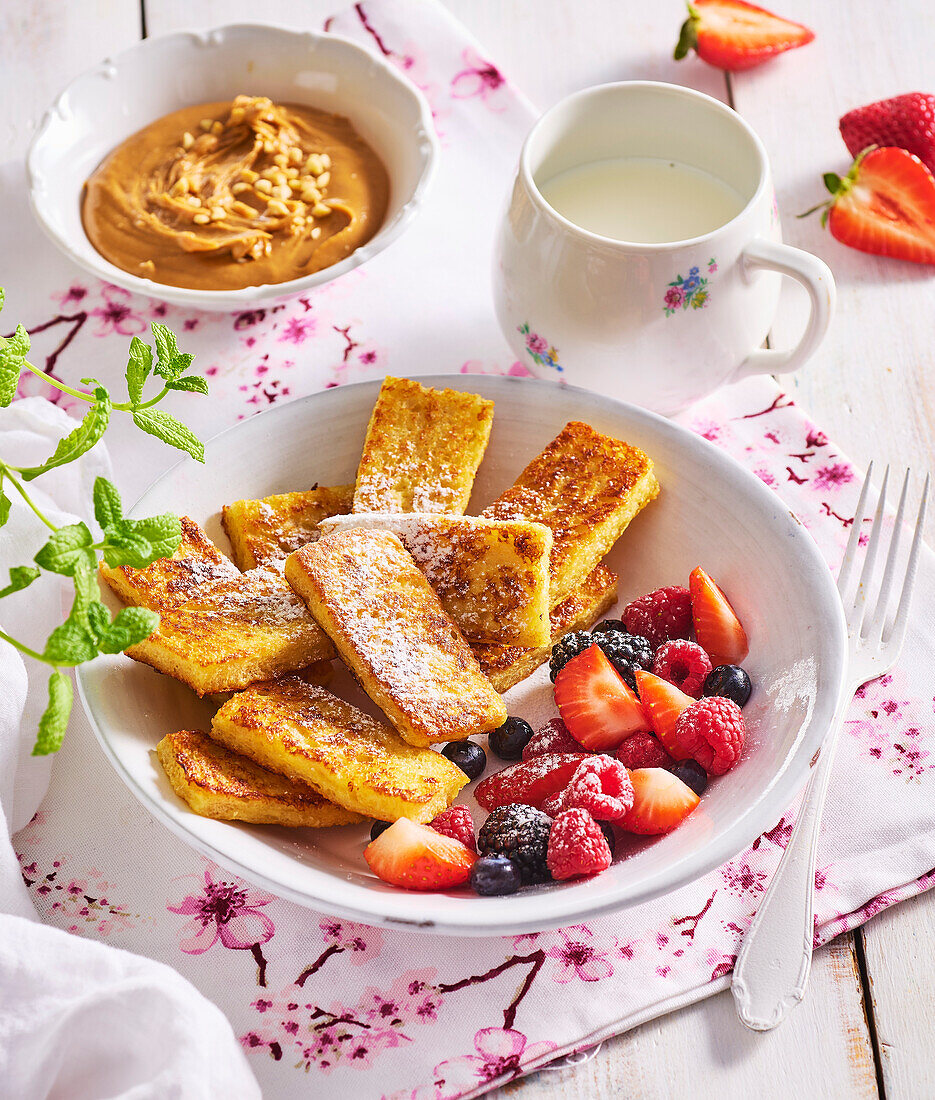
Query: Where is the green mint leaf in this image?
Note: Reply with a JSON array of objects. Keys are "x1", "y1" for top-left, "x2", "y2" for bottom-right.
[
  {"x1": 86, "y1": 599, "x2": 112, "y2": 643},
  {"x1": 151, "y1": 322, "x2": 178, "y2": 372},
  {"x1": 132, "y1": 408, "x2": 204, "y2": 463},
  {"x1": 93, "y1": 476, "x2": 123, "y2": 530},
  {"x1": 101, "y1": 512, "x2": 181, "y2": 569},
  {"x1": 0, "y1": 287, "x2": 5, "y2": 314},
  {"x1": 0, "y1": 565, "x2": 40, "y2": 598},
  {"x1": 19, "y1": 386, "x2": 112, "y2": 481},
  {"x1": 100, "y1": 527, "x2": 152, "y2": 569},
  {"x1": 99, "y1": 605, "x2": 158, "y2": 653},
  {"x1": 123, "y1": 513, "x2": 181, "y2": 560},
  {"x1": 32, "y1": 671, "x2": 72, "y2": 755},
  {"x1": 165, "y1": 374, "x2": 208, "y2": 395},
  {"x1": 33, "y1": 522, "x2": 95, "y2": 576},
  {"x1": 126, "y1": 336, "x2": 154, "y2": 405},
  {"x1": 0, "y1": 323, "x2": 30, "y2": 407},
  {"x1": 43, "y1": 616, "x2": 97, "y2": 664},
  {"x1": 0, "y1": 484, "x2": 9, "y2": 529}
]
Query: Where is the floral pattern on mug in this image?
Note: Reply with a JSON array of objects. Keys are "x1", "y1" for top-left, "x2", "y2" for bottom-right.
[
  {"x1": 517, "y1": 322, "x2": 562, "y2": 372},
  {"x1": 663, "y1": 261, "x2": 717, "y2": 316}
]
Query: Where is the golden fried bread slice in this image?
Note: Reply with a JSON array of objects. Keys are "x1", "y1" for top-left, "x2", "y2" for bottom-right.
[
  {"x1": 482, "y1": 422, "x2": 658, "y2": 607},
  {"x1": 210, "y1": 678, "x2": 467, "y2": 822},
  {"x1": 125, "y1": 568, "x2": 335, "y2": 696},
  {"x1": 221, "y1": 485, "x2": 354, "y2": 571},
  {"x1": 100, "y1": 515, "x2": 240, "y2": 611},
  {"x1": 473, "y1": 564, "x2": 618, "y2": 693},
  {"x1": 353, "y1": 376, "x2": 494, "y2": 514},
  {"x1": 285, "y1": 529, "x2": 508, "y2": 746},
  {"x1": 157, "y1": 728, "x2": 362, "y2": 827},
  {"x1": 318, "y1": 512, "x2": 552, "y2": 646}
]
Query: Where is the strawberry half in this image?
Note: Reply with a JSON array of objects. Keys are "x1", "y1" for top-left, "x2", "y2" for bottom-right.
[
  {"x1": 620, "y1": 768, "x2": 701, "y2": 835},
  {"x1": 364, "y1": 817, "x2": 476, "y2": 890},
  {"x1": 840, "y1": 93, "x2": 935, "y2": 178},
  {"x1": 674, "y1": 0, "x2": 814, "y2": 72},
  {"x1": 689, "y1": 567, "x2": 749, "y2": 667},
  {"x1": 474, "y1": 753, "x2": 588, "y2": 811},
  {"x1": 803, "y1": 147, "x2": 935, "y2": 266},
  {"x1": 553, "y1": 644, "x2": 649, "y2": 750},
  {"x1": 634, "y1": 670, "x2": 696, "y2": 759}
]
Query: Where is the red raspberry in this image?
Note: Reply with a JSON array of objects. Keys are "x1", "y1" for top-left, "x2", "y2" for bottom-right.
[
  {"x1": 522, "y1": 718, "x2": 582, "y2": 760},
  {"x1": 623, "y1": 586, "x2": 693, "y2": 649},
  {"x1": 616, "y1": 732, "x2": 673, "y2": 770},
  {"x1": 540, "y1": 791, "x2": 565, "y2": 818},
  {"x1": 547, "y1": 808, "x2": 613, "y2": 880},
  {"x1": 674, "y1": 697, "x2": 746, "y2": 775},
  {"x1": 652, "y1": 639, "x2": 712, "y2": 697},
  {"x1": 429, "y1": 806, "x2": 476, "y2": 851},
  {"x1": 558, "y1": 756, "x2": 634, "y2": 821}
]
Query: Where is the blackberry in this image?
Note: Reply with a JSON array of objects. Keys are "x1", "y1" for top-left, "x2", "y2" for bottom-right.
[
  {"x1": 594, "y1": 631, "x2": 654, "y2": 692},
  {"x1": 703, "y1": 664, "x2": 753, "y2": 708},
  {"x1": 441, "y1": 740, "x2": 487, "y2": 779},
  {"x1": 669, "y1": 759, "x2": 709, "y2": 796},
  {"x1": 478, "y1": 803, "x2": 552, "y2": 885},
  {"x1": 549, "y1": 630, "x2": 595, "y2": 681},
  {"x1": 470, "y1": 854, "x2": 522, "y2": 896},
  {"x1": 488, "y1": 717, "x2": 534, "y2": 760}
]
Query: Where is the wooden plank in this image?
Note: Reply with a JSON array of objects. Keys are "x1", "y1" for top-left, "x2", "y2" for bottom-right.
[
  {"x1": 0, "y1": 0, "x2": 141, "y2": 160},
  {"x1": 493, "y1": 938, "x2": 877, "y2": 1100},
  {"x1": 860, "y1": 894, "x2": 935, "y2": 1098},
  {"x1": 728, "y1": 0, "x2": 935, "y2": 541}
]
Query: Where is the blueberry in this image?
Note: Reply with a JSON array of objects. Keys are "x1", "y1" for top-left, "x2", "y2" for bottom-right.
[
  {"x1": 370, "y1": 819, "x2": 392, "y2": 841},
  {"x1": 598, "y1": 820, "x2": 616, "y2": 858},
  {"x1": 441, "y1": 740, "x2": 487, "y2": 780},
  {"x1": 470, "y1": 854, "x2": 523, "y2": 896},
  {"x1": 669, "y1": 759, "x2": 708, "y2": 796},
  {"x1": 703, "y1": 664, "x2": 752, "y2": 708},
  {"x1": 488, "y1": 717, "x2": 534, "y2": 761}
]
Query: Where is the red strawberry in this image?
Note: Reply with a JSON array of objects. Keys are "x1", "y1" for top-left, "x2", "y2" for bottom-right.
[
  {"x1": 804, "y1": 147, "x2": 935, "y2": 265},
  {"x1": 364, "y1": 818, "x2": 476, "y2": 890},
  {"x1": 840, "y1": 93, "x2": 935, "y2": 177},
  {"x1": 474, "y1": 753, "x2": 588, "y2": 811},
  {"x1": 689, "y1": 567, "x2": 749, "y2": 666},
  {"x1": 634, "y1": 670, "x2": 696, "y2": 759},
  {"x1": 553, "y1": 644, "x2": 648, "y2": 750},
  {"x1": 674, "y1": 0, "x2": 814, "y2": 72},
  {"x1": 619, "y1": 768, "x2": 701, "y2": 835}
]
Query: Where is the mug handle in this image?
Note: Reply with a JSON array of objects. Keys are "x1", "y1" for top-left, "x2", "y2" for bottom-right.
[{"x1": 732, "y1": 238, "x2": 835, "y2": 380}]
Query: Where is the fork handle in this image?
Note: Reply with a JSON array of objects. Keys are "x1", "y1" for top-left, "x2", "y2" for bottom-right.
[{"x1": 731, "y1": 703, "x2": 847, "y2": 1030}]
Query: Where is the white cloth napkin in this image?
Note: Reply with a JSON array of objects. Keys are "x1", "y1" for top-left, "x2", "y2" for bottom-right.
[{"x1": 0, "y1": 399, "x2": 260, "y2": 1100}]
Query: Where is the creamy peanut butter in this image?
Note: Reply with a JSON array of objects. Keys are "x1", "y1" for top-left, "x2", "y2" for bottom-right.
[{"x1": 81, "y1": 95, "x2": 389, "y2": 291}]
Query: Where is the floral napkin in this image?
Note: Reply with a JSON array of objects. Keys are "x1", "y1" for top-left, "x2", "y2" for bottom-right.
[{"x1": 5, "y1": 2, "x2": 935, "y2": 1098}]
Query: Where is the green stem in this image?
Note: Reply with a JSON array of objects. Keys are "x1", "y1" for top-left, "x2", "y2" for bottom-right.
[
  {"x1": 0, "y1": 627, "x2": 50, "y2": 665},
  {"x1": 0, "y1": 465, "x2": 57, "y2": 531},
  {"x1": 20, "y1": 359, "x2": 94, "y2": 404},
  {"x1": 112, "y1": 386, "x2": 169, "y2": 412}
]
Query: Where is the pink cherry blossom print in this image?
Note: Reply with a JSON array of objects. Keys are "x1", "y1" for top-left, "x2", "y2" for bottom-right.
[
  {"x1": 279, "y1": 315, "x2": 317, "y2": 344},
  {"x1": 813, "y1": 462, "x2": 855, "y2": 490},
  {"x1": 168, "y1": 865, "x2": 275, "y2": 954},
  {"x1": 296, "y1": 919, "x2": 384, "y2": 984},
  {"x1": 431, "y1": 1027, "x2": 557, "y2": 1093},
  {"x1": 90, "y1": 284, "x2": 148, "y2": 337},
  {"x1": 541, "y1": 928, "x2": 616, "y2": 983},
  {"x1": 451, "y1": 48, "x2": 507, "y2": 108}
]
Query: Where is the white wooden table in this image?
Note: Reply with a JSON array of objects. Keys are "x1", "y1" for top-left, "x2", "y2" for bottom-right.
[{"x1": 3, "y1": 0, "x2": 933, "y2": 1096}]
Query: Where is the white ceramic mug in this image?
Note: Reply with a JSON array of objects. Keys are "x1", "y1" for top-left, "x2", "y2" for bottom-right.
[{"x1": 493, "y1": 81, "x2": 835, "y2": 416}]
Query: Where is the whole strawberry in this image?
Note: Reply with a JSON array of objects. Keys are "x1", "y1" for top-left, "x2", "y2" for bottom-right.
[{"x1": 840, "y1": 93, "x2": 935, "y2": 177}]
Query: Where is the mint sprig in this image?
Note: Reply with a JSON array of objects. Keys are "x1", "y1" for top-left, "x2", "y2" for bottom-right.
[{"x1": 0, "y1": 287, "x2": 209, "y2": 754}]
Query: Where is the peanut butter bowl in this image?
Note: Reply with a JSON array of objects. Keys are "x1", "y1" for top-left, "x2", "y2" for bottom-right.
[{"x1": 27, "y1": 25, "x2": 438, "y2": 311}]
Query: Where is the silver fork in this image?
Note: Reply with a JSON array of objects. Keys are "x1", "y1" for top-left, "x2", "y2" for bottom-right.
[{"x1": 731, "y1": 464, "x2": 930, "y2": 1031}]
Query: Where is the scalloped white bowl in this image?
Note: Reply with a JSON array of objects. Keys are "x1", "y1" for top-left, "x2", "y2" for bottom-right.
[
  {"x1": 76, "y1": 376, "x2": 847, "y2": 935},
  {"x1": 26, "y1": 24, "x2": 438, "y2": 312}
]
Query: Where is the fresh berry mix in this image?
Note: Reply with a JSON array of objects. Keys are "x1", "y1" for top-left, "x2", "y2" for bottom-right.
[
  {"x1": 558, "y1": 756, "x2": 634, "y2": 821},
  {"x1": 441, "y1": 739, "x2": 487, "y2": 780},
  {"x1": 549, "y1": 630, "x2": 595, "y2": 681},
  {"x1": 621, "y1": 768, "x2": 701, "y2": 835},
  {"x1": 703, "y1": 664, "x2": 753, "y2": 708},
  {"x1": 668, "y1": 759, "x2": 709, "y2": 796},
  {"x1": 470, "y1": 854, "x2": 522, "y2": 896},
  {"x1": 488, "y1": 716, "x2": 535, "y2": 760},
  {"x1": 522, "y1": 718, "x2": 582, "y2": 760},
  {"x1": 547, "y1": 809, "x2": 613, "y2": 880},
  {"x1": 474, "y1": 753, "x2": 587, "y2": 811},
  {"x1": 478, "y1": 804, "x2": 553, "y2": 885},
  {"x1": 652, "y1": 639, "x2": 713, "y2": 698},
  {"x1": 634, "y1": 670, "x2": 696, "y2": 758},
  {"x1": 370, "y1": 819, "x2": 391, "y2": 841},
  {"x1": 553, "y1": 645, "x2": 646, "y2": 750},
  {"x1": 594, "y1": 631, "x2": 654, "y2": 691},
  {"x1": 622, "y1": 585, "x2": 692, "y2": 649},
  {"x1": 674, "y1": 697, "x2": 746, "y2": 776},
  {"x1": 616, "y1": 732, "x2": 673, "y2": 770},
  {"x1": 430, "y1": 806, "x2": 476, "y2": 851}
]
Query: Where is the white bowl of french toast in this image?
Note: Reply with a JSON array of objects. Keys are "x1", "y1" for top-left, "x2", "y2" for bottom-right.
[{"x1": 77, "y1": 375, "x2": 846, "y2": 934}]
